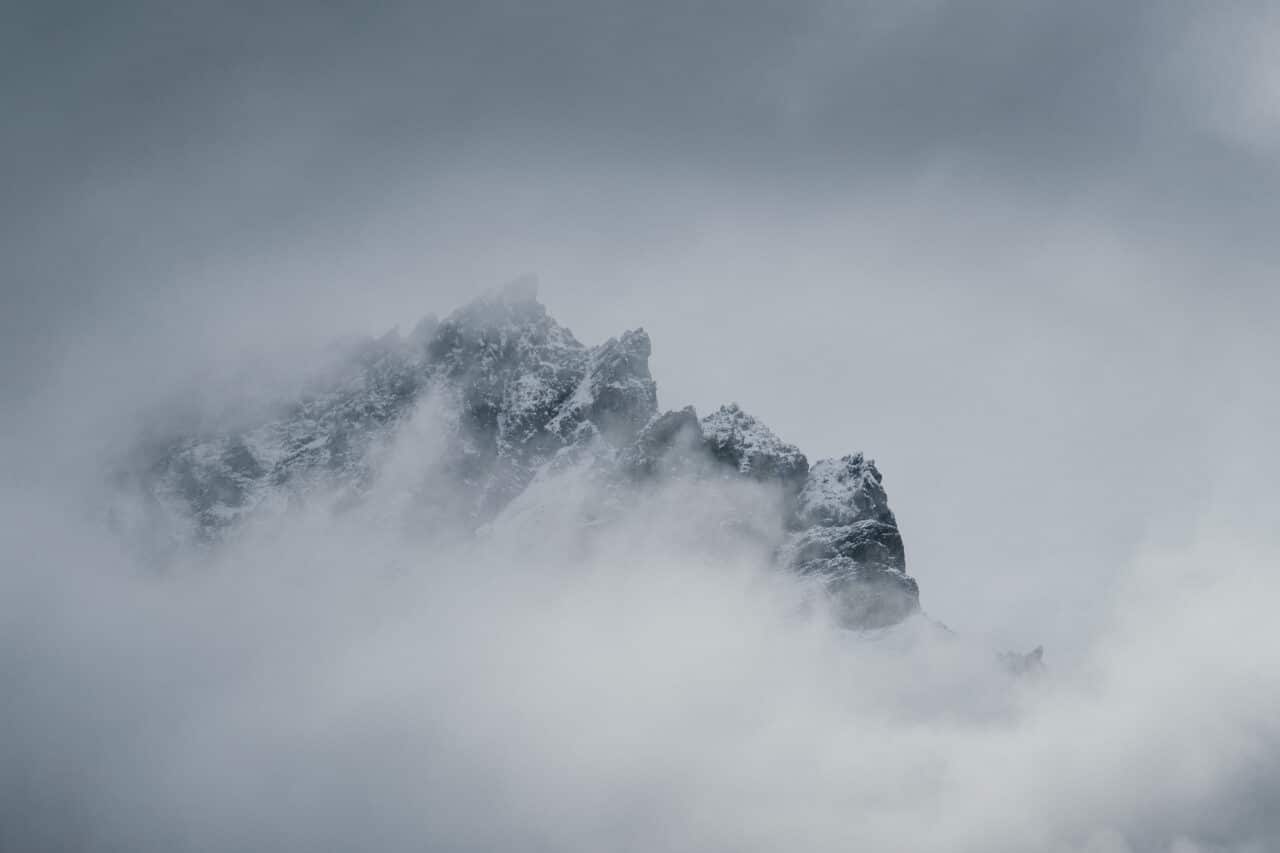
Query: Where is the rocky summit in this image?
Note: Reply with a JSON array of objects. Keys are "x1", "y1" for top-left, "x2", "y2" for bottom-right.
[{"x1": 125, "y1": 279, "x2": 920, "y2": 629}]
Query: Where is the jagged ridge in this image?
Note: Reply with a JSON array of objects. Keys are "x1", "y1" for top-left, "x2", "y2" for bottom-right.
[{"x1": 128, "y1": 279, "x2": 920, "y2": 628}]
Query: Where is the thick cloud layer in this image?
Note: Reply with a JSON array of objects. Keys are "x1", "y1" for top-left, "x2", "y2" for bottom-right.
[{"x1": 2, "y1": 387, "x2": 1278, "y2": 853}]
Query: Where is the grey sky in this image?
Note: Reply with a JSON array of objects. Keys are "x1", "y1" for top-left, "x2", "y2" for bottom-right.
[{"x1": 4, "y1": 0, "x2": 1279, "y2": 655}]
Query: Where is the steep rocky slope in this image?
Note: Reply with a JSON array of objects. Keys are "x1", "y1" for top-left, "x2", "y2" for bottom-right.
[{"x1": 125, "y1": 280, "x2": 920, "y2": 628}]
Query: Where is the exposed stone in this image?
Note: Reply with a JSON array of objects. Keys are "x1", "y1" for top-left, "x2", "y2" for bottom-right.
[{"x1": 700, "y1": 404, "x2": 809, "y2": 485}]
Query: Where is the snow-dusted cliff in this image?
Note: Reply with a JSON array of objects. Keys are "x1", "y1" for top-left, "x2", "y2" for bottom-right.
[{"x1": 123, "y1": 280, "x2": 920, "y2": 628}]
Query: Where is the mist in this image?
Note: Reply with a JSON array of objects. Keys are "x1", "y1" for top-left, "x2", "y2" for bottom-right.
[
  {"x1": 5, "y1": 1, "x2": 1280, "y2": 851},
  {"x1": 3, "y1": 375, "x2": 1278, "y2": 852}
]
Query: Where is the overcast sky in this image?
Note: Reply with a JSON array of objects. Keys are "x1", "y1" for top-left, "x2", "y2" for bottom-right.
[{"x1": 4, "y1": 0, "x2": 1279, "y2": 656}]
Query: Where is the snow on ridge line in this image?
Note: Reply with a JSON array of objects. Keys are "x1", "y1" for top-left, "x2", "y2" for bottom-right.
[{"x1": 120, "y1": 283, "x2": 919, "y2": 628}]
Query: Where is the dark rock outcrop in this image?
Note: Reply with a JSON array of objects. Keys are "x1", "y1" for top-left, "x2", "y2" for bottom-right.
[
  {"x1": 781, "y1": 454, "x2": 916, "y2": 628},
  {"x1": 700, "y1": 404, "x2": 810, "y2": 485}
]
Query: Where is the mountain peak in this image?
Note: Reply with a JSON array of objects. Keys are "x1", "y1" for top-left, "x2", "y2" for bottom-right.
[
  {"x1": 433, "y1": 276, "x2": 555, "y2": 341},
  {"x1": 701, "y1": 403, "x2": 808, "y2": 483},
  {"x1": 122, "y1": 288, "x2": 919, "y2": 629}
]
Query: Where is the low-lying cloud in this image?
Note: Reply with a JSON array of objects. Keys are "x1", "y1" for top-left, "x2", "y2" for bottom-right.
[{"x1": 2, "y1": 384, "x2": 1276, "y2": 853}]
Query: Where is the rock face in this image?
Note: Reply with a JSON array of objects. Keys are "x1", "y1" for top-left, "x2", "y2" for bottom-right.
[
  {"x1": 700, "y1": 404, "x2": 809, "y2": 485},
  {"x1": 782, "y1": 455, "x2": 917, "y2": 628},
  {"x1": 127, "y1": 280, "x2": 920, "y2": 628}
]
